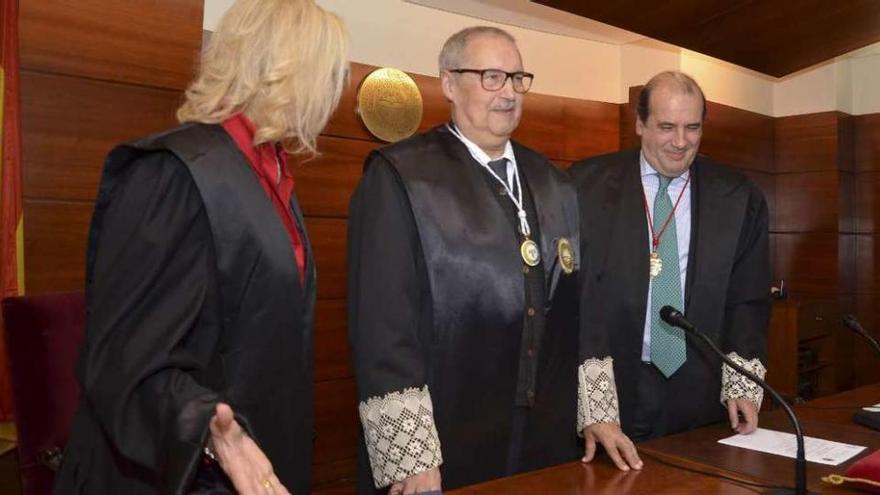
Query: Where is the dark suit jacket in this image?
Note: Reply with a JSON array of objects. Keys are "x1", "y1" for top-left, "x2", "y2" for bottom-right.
[{"x1": 569, "y1": 148, "x2": 770, "y2": 438}]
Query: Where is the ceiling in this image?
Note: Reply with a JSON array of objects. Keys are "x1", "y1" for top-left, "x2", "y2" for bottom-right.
[
  {"x1": 405, "y1": 0, "x2": 644, "y2": 44},
  {"x1": 534, "y1": 0, "x2": 880, "y2": 77},
  {"x1": 407, "y1": 0, "x2": 880, "y2": 77}
]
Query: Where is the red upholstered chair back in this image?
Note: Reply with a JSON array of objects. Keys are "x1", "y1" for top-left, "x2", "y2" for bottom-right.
[{"x1": 2, "y1": 291, "x2": 86, "y2": 495}]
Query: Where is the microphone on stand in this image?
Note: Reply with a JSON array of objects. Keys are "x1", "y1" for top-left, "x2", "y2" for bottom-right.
[
  {"x1": 660, "y1": 306, "x2": 815, "y2": 495},
  {"x1": 843, "y1": 314, "x2": 880, "y2": 358},
  {"x1": 841, "y1": 315, "x2": 880, "y2": 432}
]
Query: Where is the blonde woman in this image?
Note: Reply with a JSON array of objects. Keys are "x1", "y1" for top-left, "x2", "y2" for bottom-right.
[{"x1": 53, "y1": 1, "x2": 348, "y2": 493}]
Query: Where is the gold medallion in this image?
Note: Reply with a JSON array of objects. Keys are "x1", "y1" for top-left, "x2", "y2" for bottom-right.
[
  {"x1": 557, "y1": 237, "x2": 574, "y2": 274},
  {"x1": 521, "y1": 239, "x2": 541, "y2": 267},
  {"x1": 649, "y1": 251, "x2": 663, "y2": 278},
  {"x1": 356, "y1": 68, "x2": 423, "y2": 143}
]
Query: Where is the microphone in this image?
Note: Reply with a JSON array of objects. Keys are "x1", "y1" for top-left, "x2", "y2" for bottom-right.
[
  {"x1": 842, "y1": 315, "x2": 880, "y2": 432},
  {"x1": 842, "y1": 314, "x2": 880, "y2": 358},
  {"x1": 660, "y1": 306, "x2": 814, "y2": 495}
]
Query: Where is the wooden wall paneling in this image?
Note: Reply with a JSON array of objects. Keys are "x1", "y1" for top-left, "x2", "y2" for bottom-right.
[
  {"x1": 700, "y1": 103, "x2": 774, "y2": 173},
  {"x1": 561, "y1": 98, "x2": 620, "y2": 161},
  {"x1": 619, "y1": 86, "x2": 641, "y2": 150},
  {"x1": 323, "y1": 63, "x2": 377, "y2": 142},
  {"x1": 838, "y1": 234, "x2": 856, "y2": 295},
  {"x1": 19, "y1": 0, "x2": 203, "y2": 90},
  {"x1": 314, "y1": 299, "x2": 352, "y2": 382},
  {"x1": 855, "y1": 235, "x2": 876, "y2": 294},
  {"x1": 854, "y1": 171, "x2": 878, "y2": 234},
  {"x1": 305, "y1": 217, "x2": 348, "y2": 301},
  {"x1": 411, "y1": 72, "x2": 453, "y2": 133},
  {"x1": 22, "y1": 200, "x2": 91, "y2": 295},
  {"x1": 292, "y1": 137, "x2": 379, "y2": 218},
  {"x1": 21, "y1": 70, "x2": 182, "y2": 202},
  {"x1": 855, "y1": 113, "x2": 880, "y2": 171},
  {"x1": 775, "y1": 112, "x2": 841, "y2": 173},
  {"x1": 312, "y1": 378, "x2": 359, "y2": 485},
  {"x1": 839, "y1": 171, "x2": 856, "y2": 234},
  {"x1": 838, "y1": 114, "x2": 855, "y2": 172},
  {"x1": 513, "y1": 92, "x2": 566, "y2": 160},
  {"x1": 774, "y1": 233, "x2": 843, "y2": 296},
  {"x1": 766, "y1": 302, "x2": 799, "y2": 399},
  {"x1": 775, "y1": 172, "x2": 841, "y2": 233}
]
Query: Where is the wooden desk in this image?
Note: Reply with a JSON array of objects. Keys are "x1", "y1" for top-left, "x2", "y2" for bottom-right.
[
  {"x1": 449, "y1": 384, "x2": 880, "y2": 494},
  {"x1": 448, "y1": 457, "x2": 759, "y2": 494},
  {"x1": 637, "y1": 383, "x2": 880, "y2": 493}
]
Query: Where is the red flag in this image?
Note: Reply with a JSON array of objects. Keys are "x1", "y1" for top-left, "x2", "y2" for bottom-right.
[{"x1": 0, "y1": 0, "x2": 25, "y2": 420}]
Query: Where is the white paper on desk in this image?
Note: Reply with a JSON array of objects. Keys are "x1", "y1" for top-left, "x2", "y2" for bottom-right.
[{"x1": 718, "y1": 428, "x2": 866, "y2": 466}]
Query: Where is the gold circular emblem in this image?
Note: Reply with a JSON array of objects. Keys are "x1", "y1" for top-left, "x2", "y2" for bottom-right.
[
  {"x1": 521, "y1": 239, "x2": 541, "y2": 267},
  {"x1": 557, "y1": 238, "x2": 574, "y2": 274},
  {"x1": 356, "y1": 68, "x2": 423, "y2": 142}
]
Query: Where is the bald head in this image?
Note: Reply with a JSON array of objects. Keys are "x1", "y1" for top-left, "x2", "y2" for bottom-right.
[{"x1": 637, "y1": 71, "x2": 706, "y2": 124}]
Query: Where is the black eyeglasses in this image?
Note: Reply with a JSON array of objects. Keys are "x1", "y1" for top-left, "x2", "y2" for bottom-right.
[{"x1": 449, "y1": 69, "x2": 534, "y2": 94}]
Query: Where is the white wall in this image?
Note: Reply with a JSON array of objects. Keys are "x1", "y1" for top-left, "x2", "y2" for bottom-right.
[{"x1": 203, "y1": 0, "x2": 880, "y2": 117}]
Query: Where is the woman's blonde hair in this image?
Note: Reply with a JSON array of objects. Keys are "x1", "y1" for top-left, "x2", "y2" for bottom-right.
[{"x1": 177, "y1": 0, "x2": 349, "y2": 155}]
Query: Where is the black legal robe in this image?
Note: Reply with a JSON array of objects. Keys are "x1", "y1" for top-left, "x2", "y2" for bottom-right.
[
  {"x1": 53, "y1": 124, "x2": 315, "y2": 494},
  {"x1": 348, "y1": 125, "x2": 590, "y2": 492},
  {"x1": 570, "y1": 149, "x2": 771, "y2": 439}
]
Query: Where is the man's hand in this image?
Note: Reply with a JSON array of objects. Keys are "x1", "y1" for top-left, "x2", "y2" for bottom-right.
[
  {"x1": 727, "y1": 398, "x2": 759, "y2": 434},
  {"x1": 388, "y1": 467, "x2": 441, "y2": 495},
  {"x1": 209, "y1": 402, "x2": 291, "y2": 494},
  {"x1": 582, "y1": 422, "x2": 643, "y2": 472}
]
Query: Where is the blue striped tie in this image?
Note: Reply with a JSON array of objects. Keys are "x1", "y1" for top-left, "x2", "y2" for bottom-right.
[{"x1": 650, "y1": 174, "x2": 687, "y2": 377}]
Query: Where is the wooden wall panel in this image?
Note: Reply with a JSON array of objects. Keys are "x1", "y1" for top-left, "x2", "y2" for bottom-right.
[
  {"x1": 21, "y1": 71, "x2": 182, "y2": 202},
  {"x1": 562, "y1": 98, "x2": 620, "y2": 160},
  {"x1": 294, "y1": 138, "x2": 377, "y2": 218},
  {"x1": 314, "y1": 299, "x2": 351, "y2": 382},
  {"x1": 775, "y1": 172, "x2": 841, "y2": 233},
  {"x1": 853, "y1": 113, "x2": 880, "y2": 387},
  {"x1": 775, "y1": 112, "x2": 842, "y2": 173},
  {"x1": 20, "y1": 0, "x2": 202, "y2": 90},
  {"x1": 774, "y1": 233, "x2": 845, "y2": 296},
  {"x1": 305, "y1": 218, "x2": 347, "y2": 301},
  {"x1": 701, "y1": 103, "x2": 774, "y2": 173},
  {"x1": 312, "y1": 378, "x2": 358, "y2": 482},
  {"x1": 855, "y1": 171, "x2": 878, "y2": 234},
  {"x1": 856, "y1": 114, "x2": 880, "y2": 171},
  {"x1": 514, "y1": 92, "x2": 567, "y2": 160},
  {"x1": 22, "y1": 201, "x2": 90, "y2": 295},
  {"x1": 855, "y1": 235, "x2": 875, "y2": 293}
]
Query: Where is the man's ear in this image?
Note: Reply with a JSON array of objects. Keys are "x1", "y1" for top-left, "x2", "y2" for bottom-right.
[
  {"x1": 440, "y1": 71, "x2": 455, "y2": 102},
  {"x1": 635, "y1": 115, "x2": 645, "y2": 136}
]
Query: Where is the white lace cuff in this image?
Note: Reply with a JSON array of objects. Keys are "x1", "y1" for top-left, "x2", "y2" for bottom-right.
[
  {"x1": 358, "y1": 385, "x2": 443, "y2": 488},
  {"x1": 721, "y1": 352, "x2": 766, "y2": 409},
  {"x1": 577, "y1": 357, "x2": 620, "y2": 435}
]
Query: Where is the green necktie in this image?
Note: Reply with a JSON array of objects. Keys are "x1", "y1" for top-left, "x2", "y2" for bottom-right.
[{"x1": 650, "y1": 174, "x2": 687, "y2": 378}]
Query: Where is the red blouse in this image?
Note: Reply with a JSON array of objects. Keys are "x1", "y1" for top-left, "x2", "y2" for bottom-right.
[{"x1": 222, "y1": 114, "x2": 305, "y2": 285}]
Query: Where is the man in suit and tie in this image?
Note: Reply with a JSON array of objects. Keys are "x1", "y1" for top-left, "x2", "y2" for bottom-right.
[
  {"x1": 348, "y1": 26, "x2": 641, "y2": 494},
  {"x1": 569, "y1": 71, "x2": 771, "y2": 441}
]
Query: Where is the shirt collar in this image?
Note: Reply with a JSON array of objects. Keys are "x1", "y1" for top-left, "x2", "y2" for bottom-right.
[
  {"x1": 222, "y1": 113, "x2": 291, "y2": 181},
  {"x1": 447, "y1": 122, "x2": 516, "y2": 167}
]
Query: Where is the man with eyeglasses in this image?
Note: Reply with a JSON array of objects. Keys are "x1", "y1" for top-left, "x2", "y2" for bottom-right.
[{"x1": 347, "y1": 26, "x2": 641, "y2": 495}]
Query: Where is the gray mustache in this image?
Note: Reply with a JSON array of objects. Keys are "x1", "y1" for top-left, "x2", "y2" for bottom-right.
[{"x1": 491, "y1": 102, "x2": 516, "y2": 111}]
